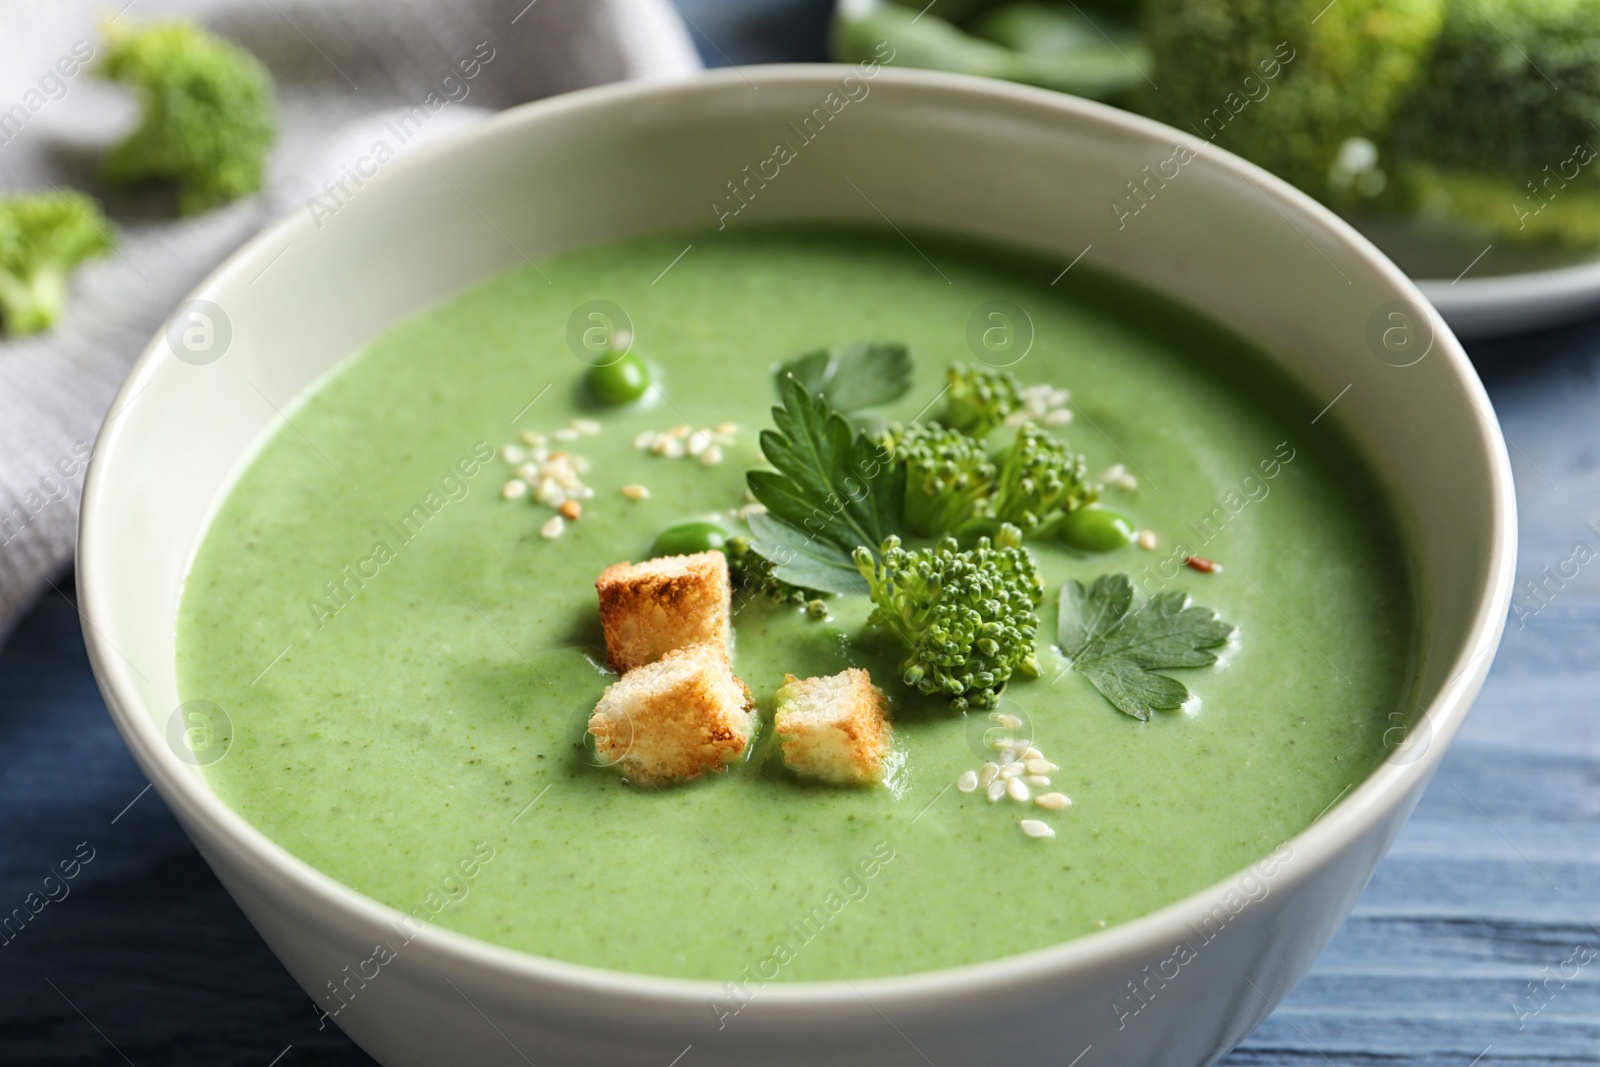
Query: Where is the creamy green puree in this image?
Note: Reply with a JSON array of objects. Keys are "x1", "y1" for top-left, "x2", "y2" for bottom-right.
[{"x1": 178, "y1": 227, "x2": 1416, "y2": 983}]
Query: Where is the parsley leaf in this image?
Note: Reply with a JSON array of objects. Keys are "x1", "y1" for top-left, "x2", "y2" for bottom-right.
[
  {"x1": 746, "y1": 374, "x2": 905, "y2": 595},
  {"x1": 1057, "y1": 574, "x2": 1234, "y2": 721},
  {"x1": 776, "y1": 341, "x2": 913, "y2": 413}
]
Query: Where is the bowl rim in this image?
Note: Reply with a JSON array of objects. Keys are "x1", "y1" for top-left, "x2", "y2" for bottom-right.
[{"x1": 78, "y1": 63, "x2": 1517, "y2": 1013}]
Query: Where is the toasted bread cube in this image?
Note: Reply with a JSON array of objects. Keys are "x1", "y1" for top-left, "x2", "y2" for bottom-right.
[
  {"x1": 597, "y1": 551, "x2": 730, "y2": 673},
  {"x1": 775, "y1": 668, "x2": 892, "y2": 785},
  {"x1": 586, "y1": 641, "x2": 755, "y2": 785}
]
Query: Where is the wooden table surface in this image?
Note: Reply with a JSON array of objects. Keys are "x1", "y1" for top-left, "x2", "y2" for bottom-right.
[{"x1": 3, "y1": 3, "x2": 1597, "y2": 1063}]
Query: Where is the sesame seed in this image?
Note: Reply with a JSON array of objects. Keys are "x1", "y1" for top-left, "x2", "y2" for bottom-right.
[
  {"x1": 1025, "y1": 759, "x2": 1058, "y2": 774},
  {"x1": 1022, "y1": 747, "x2": 1043, "y2": 760},
  {"x1": 577, "y1": 486, "x2": 595, "y2": 500},
  {"x1": 501, "y1": 479, "x2": 528, "y2": 501},
  {"x1": 713, "y1": 433, "x2": 736, "y2": 446},
  {"x1": 540, "y1": 515, "x2": 565, "y2": 539},
  {"x1": 737, "y1": 503, "x2": 767, "y2": 519},
  {"x1": 1025, "y1": 775, "x2": 1051, "y2": 787},
  {"x1": 1000, "y1": 763, "x2": 1024, "y2": 780},
  {"x1": 1113, "y1": 473, "x2": 1138, "y2": 491},
  {"x1": 1020, "y1": 819, "x2": 1055, "y2": 839},
  {"x1": 519, "y1": 430, "x2": 545, "y2": 447},
  {"x1": 995, "y1": 712, "x2": 1023, "y2": 729},
  {"x1": 662, "y1": 439, "x2": 686, "y2": 459},
  {"x1": 1007, "y1": 778, "x2": 1031, "y2": 802},
  {"x1": 559, "y1": 499, "x2": 582, "y2": 520},
  {"x1": 1138, "y1": 529, "x2": 1157, "y2": 551},
  {"x1": 633, "y1": 430, "x2": 656, "y2": 450},
  {"x1": 996, "y1": 748, "x2": 1017, "y2": 765},
  {"x1": 1044, "y1": 409, "x2": 1073, "y2": 426},
  {"x1": 535, "y1": 479, "x2": 566, "y2": 507},
  {"x1": 698, "y1": 445, "x2": 723, "y2": 466},
  {"x1": 668, "y1": 424, "x2": 691, "y2": 439},
  {"x1": 687, "y1": 430, "x2": 713, "y2": 456},
  {"x1": 501, "y1": 444, "x2": 527, "y2": 465},
  {"x1": 1035, "y1": 793, "x2": 1072, "y2": 810},
  {"x1": 1185, "y1": 555, "x2": 1222, "y2": 574},
  {"x1": 621, "y1": 484, "x2": 650, "y2": 500},
  {"x1": 1101, "y1": 463, "x2": 1126, "y2": 483},
  {"x1": 552, "y1": 427, "x2": 580, "y2": 442},
  {"x1": 716, "y1": 422, "x2": 738, "y2": 435},
  {"x1": 986, "y1": 780, "x2": 1006, "y2": 803},
  {"x1": 977, "y1": 762, "x2": 1000, "y2": 787},
  {"x1": 956, "y1": 770, "x2": 978, "y2": 793},
  {"x1": 572, "y1": 419, "x2": 602, "y2": 436},
  {"x1": 514, "y1": 463, "x2": 539, "y2": 483}
]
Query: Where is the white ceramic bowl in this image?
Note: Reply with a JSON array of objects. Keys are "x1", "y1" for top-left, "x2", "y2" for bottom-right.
[{"x1": 79, "y1": 67, "x2": 1516, "y2": 1067}]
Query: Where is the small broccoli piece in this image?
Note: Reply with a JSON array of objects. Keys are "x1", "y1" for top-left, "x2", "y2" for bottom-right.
[
  {"x1": 98, "y1": 19, "x2": 276, "y2": 217},
  {"x1": 1140, "y1": 0, "x2": 1445, "y2": 207},
  {"x1": 988, "y1": 423, "x2": 1096, "y2": 535},
  {"x1": 940, "y1": 362, "x2": 1024, "y2": 437},
  {"x1": 1387, "y1": 0, "x2": 1600, "y2": 244},
  {"x1": 0, "y1": 191, "x2": 114, "y2": 337},
  {"x1": 887, "y1": 422, "x2": 998, "y2": 537},
  {"x1": 854, "y1": 523, "x2": 1044, "y2": 711},
  {"x1": 727, "y1": 534, "x2": 826, "y2": 608}
]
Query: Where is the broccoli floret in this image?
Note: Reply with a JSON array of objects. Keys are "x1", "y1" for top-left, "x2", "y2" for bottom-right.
[
  {"x1": 941, "y1": 362, "x2": 1024, "y2": 437},
  {"x1": 98, "y1": 19, "x2": 276, "y2": 217},
  {"x1": 727, "y1": 534, "x2": 826, "y2": 607},
  {"x1": 854, "y1": 523, "x2": 1044, "y2": 710},
  {"x1": 887, "y1": 422, "x2": 998, "y2": 537},
  {"x1": 0, "y1": 192, "x2": 114, "y2": 337},
  {"x1": 988, "y1": 423, "x2": 1096, "y2": 534},
  {"x1": 1140, "y1": 0, "x2": 1445, "y2": 207},
  {"x1": 1387, "y1": 0, "x2": 1600, "y2": 244}
]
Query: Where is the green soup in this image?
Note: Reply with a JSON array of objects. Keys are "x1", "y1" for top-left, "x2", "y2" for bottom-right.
[{"x1": 178, "y1": 227, "x2": 1417, "y2": 983}]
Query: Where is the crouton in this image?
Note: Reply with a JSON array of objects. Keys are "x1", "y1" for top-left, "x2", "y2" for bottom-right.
[
  {"x1": 596, "y1": 550, "x2": 730, "y2": 673},
  {"x1": 774, "y1": 668, "x2": 892, "y2": 785},
  {"x1": 586, "y1": 641, "x2": 755, "y2": 785}
]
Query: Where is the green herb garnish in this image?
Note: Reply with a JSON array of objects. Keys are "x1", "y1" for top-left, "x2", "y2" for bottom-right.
[
  {"x1": 746, "y1": 374, "x2": 905, "y2": 594},
  {"x1": 1057, "y1": 574, "x2": 1233, "y2": 721},
  {"x1": 775, "y1": 341, "x2": 913, "y2": 413}
]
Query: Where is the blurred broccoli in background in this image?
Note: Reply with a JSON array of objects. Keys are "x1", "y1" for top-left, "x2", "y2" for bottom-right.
[
  {"x1": 0, "y1": 192, "x2": 114, "y2": 337},
  {"x1": 1141, "y1": 0, "x2": 1446, "y2": 208},
  {"x1": 97, "y1": 19, "x2": 276, "y2": 216},
  {"x1": 834, "y1": 0, "x2": 1153, "y2": 102},
  {"x1": 1387, "y1": 0, "x2": 1600, "y2": 244}
]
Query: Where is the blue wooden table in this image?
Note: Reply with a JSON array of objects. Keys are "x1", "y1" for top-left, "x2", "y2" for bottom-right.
[{"x1": 4, "y1": 3, "x2": 1597, "y2": 1063}]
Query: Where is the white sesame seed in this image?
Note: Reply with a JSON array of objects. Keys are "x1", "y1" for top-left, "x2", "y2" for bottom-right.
[
  {"x1": 686, "y1": 430, "x2": 713, "y2": 456},
  {"x1": 716, "y1": 422, "x2": 738, "y2": 435},
  {"x1": 501, "y1": 444, "x2": 527, "y2": 465},
  {"x1": 540, "y1": 515, "x2": 565, "y2": 539},
  {"x1": 1113, "y1": 474, "x2": 1138, "y2": 491},
  {"x1": 978, "y1": 762, "x2": 1000, "y2": 787},
  {"x1": 577, "y1": 486, "x2": 595, "y2": 500},
  {"x1": 552, "y1": 427, "x2": 580, "y2": 442},
  {"x1": 514, "y1": 462, "x2": 540, "y2": 482},
  {"x1": 986, "y1": 780, "x2": 1006, "y2": 803},
  {"x1": 1044, "y1": 409, "x2": 1073, "y2": 426},
  {"x1": 633, "y1": 430, "x2": 657, "y2": 450},
  {"x1": 667, "y1": 424, "x2": 691, "y2": 439},
  {"x1": 996, "y1": 748, "x2": 1017, "y2": 765},
  {"x1": 501, "y1": 478, "x2": 528, "y2": 501},
  {"x1": 1138, "y1": 529, "x2": 1157, "y2": 551},
  {"x1": 621, "y1": 484, "x2": 650, "y2": 501},
  {"x1": 662, "y1": 439, "x2": 686, "y2": 459},
  {"x1": 572, "y1": 454, "x2": 591, "y2": 474},
  {"x1": 1022, "y1": 747, "x2": 1043, "y2": 760},
  {"x1": 1007, "y1": 778, "x2": 1031, "y2": 802},
  {"x1": 1026, "y1": 759, "x2": 1059, "y2": 775},
  {"x1": 1101, "y1": 464, "x2": 1126, "y2": 482},
  {"x1": 1000, "y1": 762, "x2": 1024, "y2": 780},
  {"x1": 737, "y1": 503, "x2": 768, "y2": 519},
  {"x1": 956, "y1": 770, "x2": 978, "y2": 793},
  {"x1": 712, "y1": 432, "x2": 737, "y2": 446},
  {"x1": 994, "y1": 712, "x2": 1023, "y2": 730},
  {"x1": 1036, "y1": 793, "x2": 1072, "y2": 810},
  {"x1": 535, "y1": 479, "x2": 566, "y2": 507},
  {"x1": 698, "y1": 445, "x2": 724, "y2": 466},
  {"x1": 519, "y1": 430, "x2": 545, "y2": 447},
  {"x1": 1025, "y1": 775, "x2": 1051, "y2": 787},
  {"x1": 572, "y1": 418, "x2": 602, "y2": 436},
  {"x1": 1020, "y1": 819, "x2": 1055, "y2": 839}
]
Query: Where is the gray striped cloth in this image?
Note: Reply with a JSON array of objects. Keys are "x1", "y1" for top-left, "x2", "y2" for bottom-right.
[{"x1": 0, "y1": 0, "x2": 700, "y2": 641}]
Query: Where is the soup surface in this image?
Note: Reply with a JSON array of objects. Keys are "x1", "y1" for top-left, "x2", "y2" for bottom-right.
[{"x1": 179, "y1": 227, "x2": 1416, "y2": 982}]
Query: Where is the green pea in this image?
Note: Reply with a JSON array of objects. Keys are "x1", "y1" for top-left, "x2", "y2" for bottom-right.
[
  {"x1": 651, "y1": 521, "x2": 731, "y2": 558},
  {"x1": 1056, "y1": 506, "x2": 1135, "y2": 553},
  {"x1": 586, "y1": 352, "x2": 652, "y2": 405}
]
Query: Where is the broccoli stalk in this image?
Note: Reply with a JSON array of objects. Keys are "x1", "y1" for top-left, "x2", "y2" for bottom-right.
[
  {"x1": 854, "y1": 523, "x2": 1044, "y2": 710},
  {"x1": 940, "y1": 361, "x2": 1025, "y2": 438},
  {"x1": 98, "y1": 19, "x2": 277, "y2": 217},
  {"x1": 988, "y1": 423, "x2": 1096, "y2": 535},
  {"x1": 0, "y1": 192, "x2": 115, "y2": 337},
  {"x1": 888, "y1": 422, "x2": 998, "y2": 537}
]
